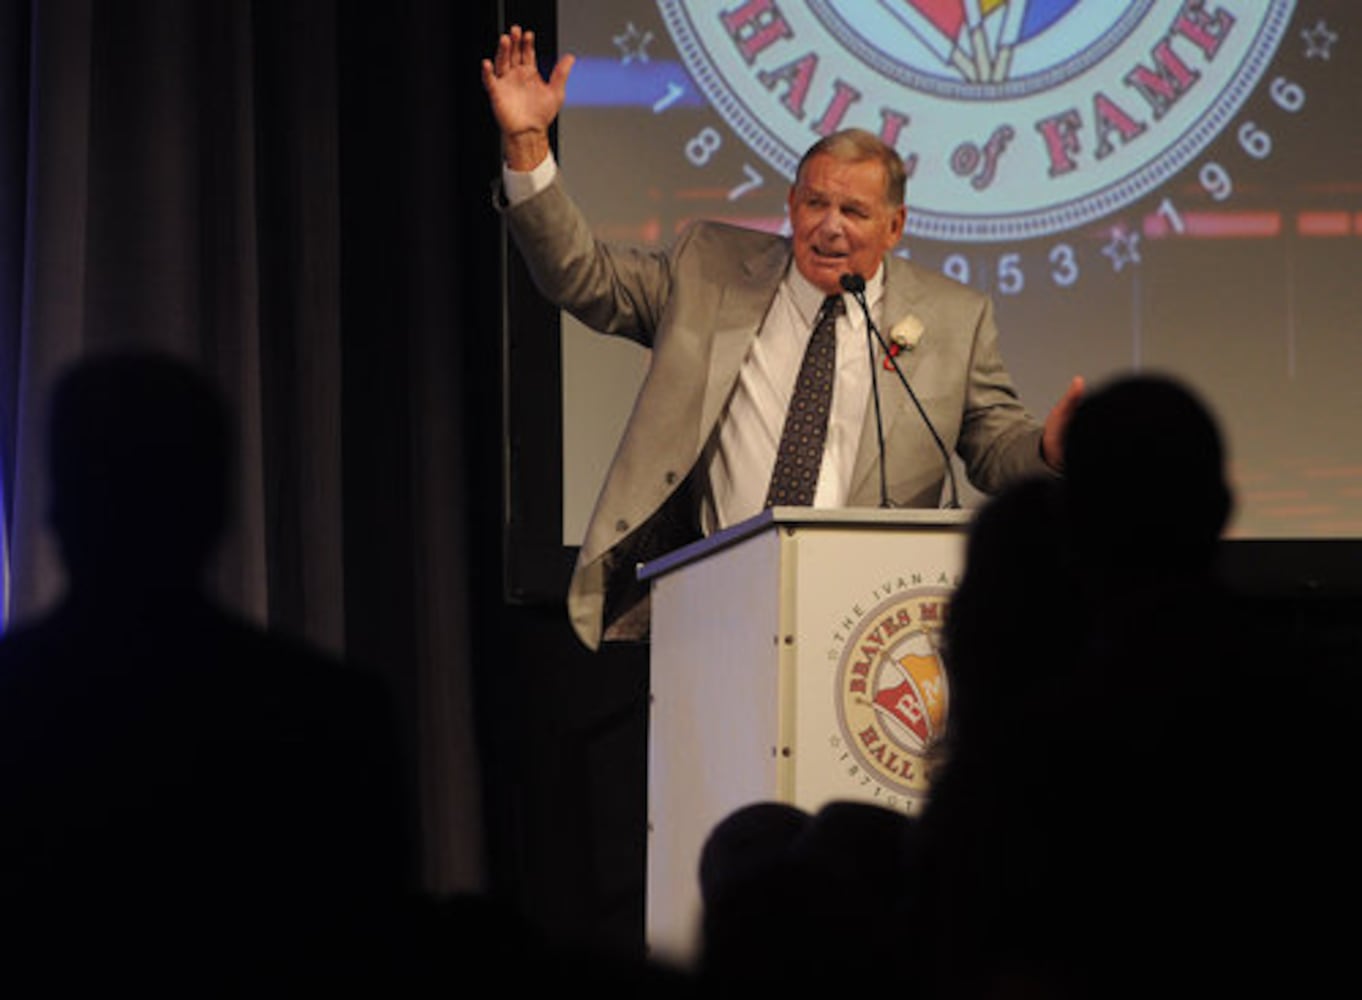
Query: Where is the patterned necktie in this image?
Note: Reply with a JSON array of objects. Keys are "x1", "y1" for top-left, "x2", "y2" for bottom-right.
[{"x1": 765, "y1": 294, "x2": 845, "y2": 507}]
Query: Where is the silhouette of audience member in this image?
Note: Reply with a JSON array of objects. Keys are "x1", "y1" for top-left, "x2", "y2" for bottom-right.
[
  {"x1": 1051, "y1": 374, "x2": 1352, "y2": 996},
  {"x1": 0, "y1": 354, "x2": 411, "y2": 995},
  {"x1": 1050, "y1": 373, "x2": 1240, "y2": 749},
  {"x1": 1062, "y1": 373, "x2": 1231, "y2": 598},
  {"x1": 918, "y1": 375, "x2": 1352, "y2": 998},
  {"x1": 914, "y1": 475, "x2": 1090, "y2": 999},
  {"x1": 1056, "y1": 374, "x2": 1242, "y2": 771},
  {"x1": 922, "y1": 378, "x2": 1249, "y2": 998},
  {"x1": 698, "y1": 800, "x2": 917, "y2": 990}
]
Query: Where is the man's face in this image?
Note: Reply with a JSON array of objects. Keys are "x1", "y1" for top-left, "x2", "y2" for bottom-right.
[{"x1": 787, "y1": 153, "x2": 907, "y2": 295}]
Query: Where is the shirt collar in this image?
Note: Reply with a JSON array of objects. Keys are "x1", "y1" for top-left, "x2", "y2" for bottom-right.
[{"x1": 786, "y1": 259, "x2": 887, "y2": 324}]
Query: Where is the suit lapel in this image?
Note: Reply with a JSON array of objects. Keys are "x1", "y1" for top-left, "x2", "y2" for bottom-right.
[{"x1": 700, "y1": 239, "x2": 790, "y2": 435}]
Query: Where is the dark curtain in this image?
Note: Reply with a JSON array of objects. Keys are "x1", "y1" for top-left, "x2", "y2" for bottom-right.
[{"x1": 0, "y1": 0, "x2": 503, "y2": 894}]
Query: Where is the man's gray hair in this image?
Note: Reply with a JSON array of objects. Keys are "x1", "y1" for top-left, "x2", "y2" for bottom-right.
[{"x1": 795, "y1": 128, "x2": 908, "y2": 207}]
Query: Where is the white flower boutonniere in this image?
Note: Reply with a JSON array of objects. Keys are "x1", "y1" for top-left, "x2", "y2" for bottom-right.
[{"x1": 884, "y1": 314, "x2": 926, "y2": 369}]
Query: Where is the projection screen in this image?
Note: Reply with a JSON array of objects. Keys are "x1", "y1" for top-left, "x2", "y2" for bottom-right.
[{"x1": 550, "y1": 0, "x2": 1362, "y2": 545}]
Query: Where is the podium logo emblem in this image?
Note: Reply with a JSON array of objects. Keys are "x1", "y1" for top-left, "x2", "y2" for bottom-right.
[{"x1": 834, "y1": 588, "x2": 950, "y2": 804}]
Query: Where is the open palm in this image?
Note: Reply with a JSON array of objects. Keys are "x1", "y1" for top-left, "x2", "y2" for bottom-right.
[{"x1": 481, "y1": 26, "x2": 575, "y2": 143}]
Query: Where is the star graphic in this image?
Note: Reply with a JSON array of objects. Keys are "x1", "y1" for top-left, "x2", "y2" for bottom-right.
[
  {"x1": 1301, "y1": 19, "x2": 1338, "y2": 60},
  {"x1": 1101, "y1": 228, "x2": 1142, "y2": 272},
  {"x1": 613, "y1": 21, "x2": 655, "y2": 65}
]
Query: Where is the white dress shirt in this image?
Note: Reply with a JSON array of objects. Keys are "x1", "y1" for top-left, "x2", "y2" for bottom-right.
[{"x1": 700, "y1": 262, "x2": 881, "y2": 532}]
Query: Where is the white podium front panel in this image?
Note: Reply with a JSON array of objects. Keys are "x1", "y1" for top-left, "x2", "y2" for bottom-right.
[
  {"x1": 642, "y1": 509, "x2": 969, "y2": 966},
  {"x1": 645, "y1": 526, "x2": 787, "y2": 965}
]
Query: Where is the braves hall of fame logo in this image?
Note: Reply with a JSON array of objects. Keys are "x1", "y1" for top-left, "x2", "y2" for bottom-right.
[
  {"x1": 830, "y1": 584, "x2": 950, "y2": 810},
  {"x1": 659, "y1": 0, "x2": 1295, "y2": 241}
]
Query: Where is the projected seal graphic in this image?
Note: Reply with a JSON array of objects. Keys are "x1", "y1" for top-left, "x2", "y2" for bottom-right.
[{"x1": 659, "y1": 0, "x2": 1296, "y2": 241}]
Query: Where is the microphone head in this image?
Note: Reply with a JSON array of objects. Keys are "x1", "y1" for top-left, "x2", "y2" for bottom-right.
[{"x1": 839, "y1": 273, "x2": 866, "y2": 294}]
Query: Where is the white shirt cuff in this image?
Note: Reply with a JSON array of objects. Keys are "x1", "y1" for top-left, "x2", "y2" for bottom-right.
[{"x1": 502, "y1": 151, "x2": 558, "y2": 206}]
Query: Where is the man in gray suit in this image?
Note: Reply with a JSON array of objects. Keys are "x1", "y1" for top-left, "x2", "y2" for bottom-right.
[{"x1": 483, "y1": 26, "x2": 1083, "y2": 650}]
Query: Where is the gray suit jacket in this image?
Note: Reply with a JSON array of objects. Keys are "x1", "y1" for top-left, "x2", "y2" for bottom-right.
[{"x1": 506, "y1": 177, "x2": 1048, "y2": 649}]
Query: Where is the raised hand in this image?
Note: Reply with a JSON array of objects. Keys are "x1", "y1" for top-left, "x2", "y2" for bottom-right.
[
  {"x1": 1043, "y1": 375, "x2": 1085, "y2": 471},
  {"x1": 480, "y1": 25, "x2": 575, "y2": 171}
]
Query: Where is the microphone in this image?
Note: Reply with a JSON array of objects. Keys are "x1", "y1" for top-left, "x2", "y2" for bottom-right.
[
  {"x1": 840, "y1": 273, "x2": 889, "y2": 508},
  {"x1": 840, "y1": 272, "x2": 961, "y2": 509},
  {"x1": 839, "y1": 272, "x2": 867, "y2": 296}
]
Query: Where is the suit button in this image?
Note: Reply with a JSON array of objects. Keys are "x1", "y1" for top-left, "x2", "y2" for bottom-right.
[
  {"x1": 664, "y1": 470, "x2": 677, "y2": 486},
  {"x1": 615, "y1": 519, "x2": 629, "y2": 533}
]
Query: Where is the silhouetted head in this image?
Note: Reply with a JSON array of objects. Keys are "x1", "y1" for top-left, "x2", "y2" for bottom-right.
[
  {"x1": 698, "y1": 802, "x2": 810, "y2": 911},
  {"x1": 1062, "y1": 374, "x2": 1231, "y2": 586},
  {"x1": 47, "y1": 353, "x2": 231, "y2": 594},
  {"x1": 699, "y1": 800, "x2": 915, "y2": 986}
]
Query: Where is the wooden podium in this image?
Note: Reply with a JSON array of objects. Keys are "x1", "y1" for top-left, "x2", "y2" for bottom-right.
[{"x1": 637, "y1": 507, "x2": 971, "y2": 965}]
